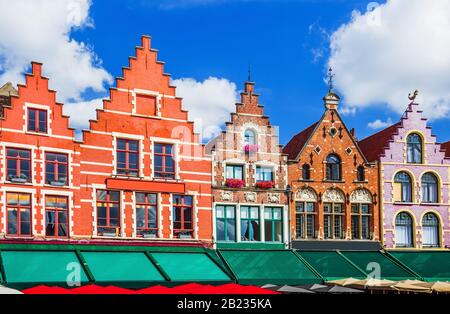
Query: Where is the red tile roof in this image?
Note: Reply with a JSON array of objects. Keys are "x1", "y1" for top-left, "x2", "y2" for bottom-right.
[
  {"x1": 283, "y1": 122, "x2": 318, "y2": 160},
  {"x1": 358, "y1": 122, "x2": 401, "y2": 162},
  {"x1": 440, "y1": 141, "x2": 450, "y2": 158}
]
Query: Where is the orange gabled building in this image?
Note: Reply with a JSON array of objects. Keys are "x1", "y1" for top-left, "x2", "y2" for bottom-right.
[
  {"x1": 283, "y1": 88, "x2": 381, "y2": 250},
  {"x1": 77, "y1": 36, "x2": 213, "y2": 244},
  {"x1": 0, "y1": 63, "x2": 79, "y2": 240}
]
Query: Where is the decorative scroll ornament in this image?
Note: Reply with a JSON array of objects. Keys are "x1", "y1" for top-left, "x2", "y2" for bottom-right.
[
  {"x1": 244, "y1": 192, "x2": 257, "y2": 203},
  {"x1": 267, "y1": 193, "x2": 281, "y2": 203},
  {"x1": 350, "y1": 189, "x2": 372, "y2": 203},
  {"x1": 221, "y1": 191, "x2": 233, "y2": 202},
  {"x1": 322, "y1": 188, "x2": 345, "y2": 203},
  {"x1": 295, "y1": 188, "x2": 317, "y2": 202}
]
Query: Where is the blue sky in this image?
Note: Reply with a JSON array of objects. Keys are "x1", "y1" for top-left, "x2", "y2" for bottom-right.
[{"x1": 1, "y1": 0, "x2": 450, "y2": 145}]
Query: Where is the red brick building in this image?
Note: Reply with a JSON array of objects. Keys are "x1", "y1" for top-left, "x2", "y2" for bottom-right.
[
  {"x1": 0, "y1": 36, "x2": 213, "y2": 245},
  {"x1": 283, "y1": 89, "x2": 380, "y2": 249},
  {"x1": 206, "y1": 81, "x2": 289, "y2": 248}
]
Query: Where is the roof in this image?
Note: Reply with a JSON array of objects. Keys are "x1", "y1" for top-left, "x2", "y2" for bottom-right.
[
  {"x1": 358, "y1": 122, "x2": 401, "y2": 162},
  {"x1": 440, "y1": 141, "x2": 450, "y2": 158},
  {"x1": 283, "y1": 122, "x2": 318, "y2": 160}
]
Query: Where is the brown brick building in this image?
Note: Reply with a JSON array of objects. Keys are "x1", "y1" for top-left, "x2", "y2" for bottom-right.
[
  {"x1": 206, "y1": 81, "x2": 289, "y2": 248},
  {"x1": 283, "y1": 89, "x2": 380, "y2": 249}
]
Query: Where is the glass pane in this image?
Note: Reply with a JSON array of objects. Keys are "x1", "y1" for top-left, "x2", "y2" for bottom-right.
[
  {"x1": 296, "y1": 203, "x2": 304, "y2": 213},
  {"x1": 147, "y1": 193, "x2": 157, "y2": 204},
  {"x1": 216, "y1": 219, "x2": 225, "y2": 241},
  {"x1": 136, "y1": 192, "x2": 145, "y2": 203},
  {"x1": 136, "y1": 206, "x2": 145, "y2": 228},
  {"x1": 7, "y1": 209, "x2": 17, "y2": 234},
  {"x1": 216, "y1": 206, "x2": 224, "y2": 219},
  {"x1": 148, "y1": 206, "x2": 157, "y2": 227},
  {"x1": 240, "y1": 207, "x2": 249, "y2": 219},
  {"x1": 226, "y1": 206, "x2": 235, "y2": 218},
  {"x1": 306, "y1": 203, "x2": 315, "y2": 213},
  {"x1": 110, "y1": 205, "x2": 119, "y2": 219},
  {"x1": 97, "y1": 190, "x2": 107, "y2": 201},
  {"x1": 109, "y1": 191, "x2": 120, "y2": 202},
  {"x1": 129, "y1": 140, "x2": 139, "y2": 152},
  {"x1": 250, "y1": 207, "x2": 259, "y2": 219},
  {"x1": 265, "y1": 221, "x2": 273, "y2": 241},
  {"x1": 273, "y1": 208, "x2": 282, "y2": 220},
  {"x1": 154, "y1": 143, "x2": 163, "y2": 154},
  {"x1": 264, "y1": 208, "x2": 271, "y2": 219}
]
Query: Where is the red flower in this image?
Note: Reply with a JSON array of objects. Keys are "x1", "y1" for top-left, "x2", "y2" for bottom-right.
[
  {"x1": 244, "y1": 144, "x2": 259, "y2": 153},
  {"x1": 255, "y1": 181, "x2": 274, "y2": 189},
  {"x1": 225, "y1": 179, "x2": 245, "y2": 188}
]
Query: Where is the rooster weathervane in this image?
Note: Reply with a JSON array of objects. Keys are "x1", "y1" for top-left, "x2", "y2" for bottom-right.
[{"x1": 408, "y1": 90, "x2": 419, "y2": 102}]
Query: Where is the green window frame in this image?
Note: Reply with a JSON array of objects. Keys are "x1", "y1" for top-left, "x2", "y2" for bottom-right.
[
  {"x1": 216, "y1": 205, "x2": 236, "y2": 242},
  {"x1": 264, "y1": 207, "x2": 283, "y2": 242},
  {"x1": 256, "y1": 166, "x2": 273, "y2": 182},
  {"x1": 226, "y1": 165, "x2": 244, "y2": 180},
  {"x1": 240, "y1": 206, "x2": 260, "y2": 241}
]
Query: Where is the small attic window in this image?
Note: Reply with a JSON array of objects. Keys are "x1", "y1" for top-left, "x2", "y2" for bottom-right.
[
  {"x1": 314, "y1": 146, "x2": 322, "y2": 154},
  {"x1": 329, "y1": 127, "x2": 337, "y2": 137},
  {"x1": 28, "y1": 108, "x2": 48, "y2": 134},
  {"x1": 244, "y1": 129, "x2": 256, "y2": 145},
  {"x1": 346, "y1": 147, "x2": 353, "y2": 155}
]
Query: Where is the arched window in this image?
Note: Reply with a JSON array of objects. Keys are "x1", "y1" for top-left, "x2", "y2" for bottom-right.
[
  {"x1": 422, "y1": 173, "x2": 438, "y2": 203},
  {"x1": 394, "y1": 172, "x2": 412, "y2": 202},
  {"x1": 326, "y1": 154, "x2": 341, "y2": 181},
  {"x1": 422, "y1": 213, "x2": 440, "y2": 248},
  {"x1": 395, "y1": 212, "x2": 414, "y2": 248},
  {"x1": 406, "y1": 133, "x2": 422, "y2": 163},
  {"x1": 302, "y1": 164, "x2": 311, "y2": 181},
  {"x1": 244, "y1": 129, "x2": 256, "y2": 145},
  {"x1": 357, "y1": 166, "x2": 365, "y2": 182}
]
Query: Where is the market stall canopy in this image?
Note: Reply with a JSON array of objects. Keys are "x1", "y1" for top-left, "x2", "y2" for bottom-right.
[
  {"x1": 413, "y1": 281, "x2": 450, "y2": 293},
  {"x1": 0, "y1": 285, "x2": 22, "y2": 294}
]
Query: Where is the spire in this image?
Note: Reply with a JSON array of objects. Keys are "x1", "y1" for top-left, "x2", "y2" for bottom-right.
[{"x1": 323, "y1": 67, "x2": 340, "y2": 110}]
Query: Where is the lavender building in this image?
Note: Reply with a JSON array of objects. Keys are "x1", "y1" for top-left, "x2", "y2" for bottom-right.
[{"x1": 360, "y1": 99, "x2": 450, "y2": 249}]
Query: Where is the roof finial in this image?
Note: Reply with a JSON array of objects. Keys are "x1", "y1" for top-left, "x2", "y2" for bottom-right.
[
  {"x1": 327, "y1": 67, "x2": 335, "y2": 92},
  {"x1": 408, "y1": 90, "x2": 419, "y2": 102},
  {"x1": 248, "y1": 64, "x2": 252, "y2": 82}
]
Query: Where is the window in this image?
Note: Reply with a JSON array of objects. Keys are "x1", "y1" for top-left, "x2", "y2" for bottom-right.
[
  {"x1": 45, "y1": 153, "x2": 68, "y2": 186},
  {"x1": 136, "y1": 193, "x2": 157, "y2": 238},
  {"x1": 6, "y1": 148, "x2": 31, "y2": 183},
  {"x1": 226, "y1": 165, "x2": 244, "y2": 180},
  {"x1": 96, "y1": 190, "x2": 120, "y2": 236},
  {"x1": 351, "y1": 204, "x2": 371, "y2": 240},
  {"x1": 295, "y1": 202, "x2": 316, "y2": 239},
  {"x1": 406, "y1": 133, "x2": 422, "y2": 163},
  {"x1": 244, "y1": 129, "x2": 256, "y2": 145},
  {"x1": 324, "y1": 203, "x2": 345, "y2": 239},
  {"x1": 264, "y1": 207, "x2": 283, "y2": 242},
  {"x1": 302, "y1": 164, "x2": 311, "y2": 180},
  {"x1": 395, "y1": 212, "x2": 413, "y2": 248},
  {"x1": 394, "y1": 172, "x2": 412, "y2": 202},
  {"x1": 422, "y1": 173, "x2": 438, "y2": 203},
  {"x1": 27, "y1": 108, "x2": 47, "y2": 133},
  {"x1": 117, "y1": 139, "x2": 139, "y2": 176},
  {"x1": 256, "y1": 166, "x2": 273, "y2": 182},
  {"x1": 173, "y1": 195, "x2": 193, "y2": 238},
  {"x1": 357, "y1": 166, "x2": 365, "y2": 182},
  {"x1": 326, "y1": 154, "x2": 341, "y2": 181},
  {"x1": 216, "y1": 205, "x2": 236, "y2": 242},
  {"x1": 422, "y1": 213, "x2": 439, "y2": 248},
  {"x1": 45, "y1": 196, "x2": 68, "y2": 238},
  {"x1": 240, "y1": 206, "x2": 260, "y2": 241},
  {"x1": 154, "y1": 143, "x2": 175, "y2": 179},
  {"x1": 6, "y1": 193, "x2": 31, "y2": 236}
]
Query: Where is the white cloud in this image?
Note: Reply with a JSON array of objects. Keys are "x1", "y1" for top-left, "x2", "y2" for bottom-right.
[
  {"x1": 64, "y1": 97, "x2": 104, "y2": 131},
  {"x1": 328, "y1": 0, "x2": 450, "y2": 120},
  {"x1": 172, "y1": 77, "x2": 237, "y2": 140},
  {"x1": 0, "y1": 0, "x2": 112, "y2": 102},
  {"x1": 368, "y1": 117, "x2": 393, "y2": 130}
]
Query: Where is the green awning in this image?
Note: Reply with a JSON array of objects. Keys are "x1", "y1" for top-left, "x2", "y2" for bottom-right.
[
  {"x1": 219, "y1": 250, "x2": 322, "y2": 285},
  {"x1": 297, "y1": 251, "x2": 367, "y2": 280},
  {"x1": 81, "y1": 252, "x2": 164, "y2": 285},
  {"x1": 0, "y1": 251, "x2": 89, "y2": 286},
  {"x1": 150, "y1": 252, "x2": 231, "y2": 282},
  {"x1": 340, "y1": 251, "x2": 419, "y2": 281},
  {"x1": 389, "y1": 251, "x2": 450, "y2": 282}
]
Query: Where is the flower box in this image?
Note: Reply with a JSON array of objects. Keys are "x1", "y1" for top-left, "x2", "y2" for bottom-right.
[
  {"x1": 244, "y1": 144, "x2": 259, "y2": 153},
  {"x1": 255, "y1": 181, "x2": 274, "y2": 189},
  {"x1": 225, "y1": 179, "x2": 245, "y2": 188}
]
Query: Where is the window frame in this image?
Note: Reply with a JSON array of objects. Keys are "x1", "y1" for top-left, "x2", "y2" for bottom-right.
[
  {"x1": 264, "y1": 207, "x2": 283, "y2": 242},
  {"x1": 96, "y1": 190, "x2": 121, "y2": 237},
  {"x1": 135, "y1": 192, "x2": 158, "y2": 238},
  {"x1": 256, "y1": 166, "x2": 274, "y2": 182},
  {"x1": 350, "y1": 203, "x2": 371, "y2": 240},
  {"x1": 116, "y1": 138, "x2": 140, "y2": 177},
  {"x1": 395, "y1": 212, "x2": 414, "y2": 248},
  {"x1": 356, "y1": 166, "x2": 365, "y2": 182},
  {"x1": 302, "y1": 164, "x2": 311, "y2": 181},
  {"x1": 244, "y1": 129, "x2": 256, "y2": 145},
  {"x1": 406, "y1": 133, "x2": 423, "y2": 164},
  {"x1": 6, "y1": 148, "x2": 32, "y2": 183},
  {"x1": 323, "y1": 202, "x2": 345, "y2": 240},
  {"x1": 295, "y1": 201, "x2": 317, "y2": 239},
  {"x1": 45, "y1": 195, "x2": 69, "y2": 238},
  {"x1": 240, "y1": 206, "x2": 261, "y2": 242},
  {"x1": 6, "y1": 192, "x2": 32, "y2": 237},
  {"x1": 422, "y1": 213, "x2": 440, "y2": 248},
  {"x1": 225, "y1": 164, "x2": 244, "y2": 180},
  {"x1": 173, "y1": 195, "x2": 194, "y2": 238},
  {"x1": 154, "y1": 143, "x2": 176, "y2": 179},
  {"x1": 421, "y1": 173, "x2": 438, "y2": 203},
  {"x1": 215, "y1": 205, "x2": 236, "y2": 242},
  {"x1": 45, "y1": 152, "x2": 68, "y2": 186},
  {"x1": 394, "y1": 172, "x2": 413, "y2": 203},
  {"x1": 326, "y1": 154, "x2": 341, "y2": 181},
  {"x1": 27, "y1": 107, "x2": 48, "y2": 134}
]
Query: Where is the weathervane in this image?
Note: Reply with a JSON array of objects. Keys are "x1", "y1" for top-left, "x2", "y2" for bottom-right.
[
  {"x1": 408, "y1": 90, "x2": 419, "y2": 102},
  {"x1": 327, "y1": 67, "x2": 335, "y2": 92}
]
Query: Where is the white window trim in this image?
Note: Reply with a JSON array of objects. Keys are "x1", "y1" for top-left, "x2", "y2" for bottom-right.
[
  {"x1": 23, "y1": 102, "x2": 52, "y2": 136},
  {"x1": 41, "y1": 190, "x2": 74, "y2": 238},
  {"x1": 112, "y1": 132, "x2": 145, "y2": 178},
  {"x1": 150, "y1": 137, "x2": 180, "y2": 181},
  {"x1": 1, "y1": 143, "x2": 37, "y2": 185}
]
